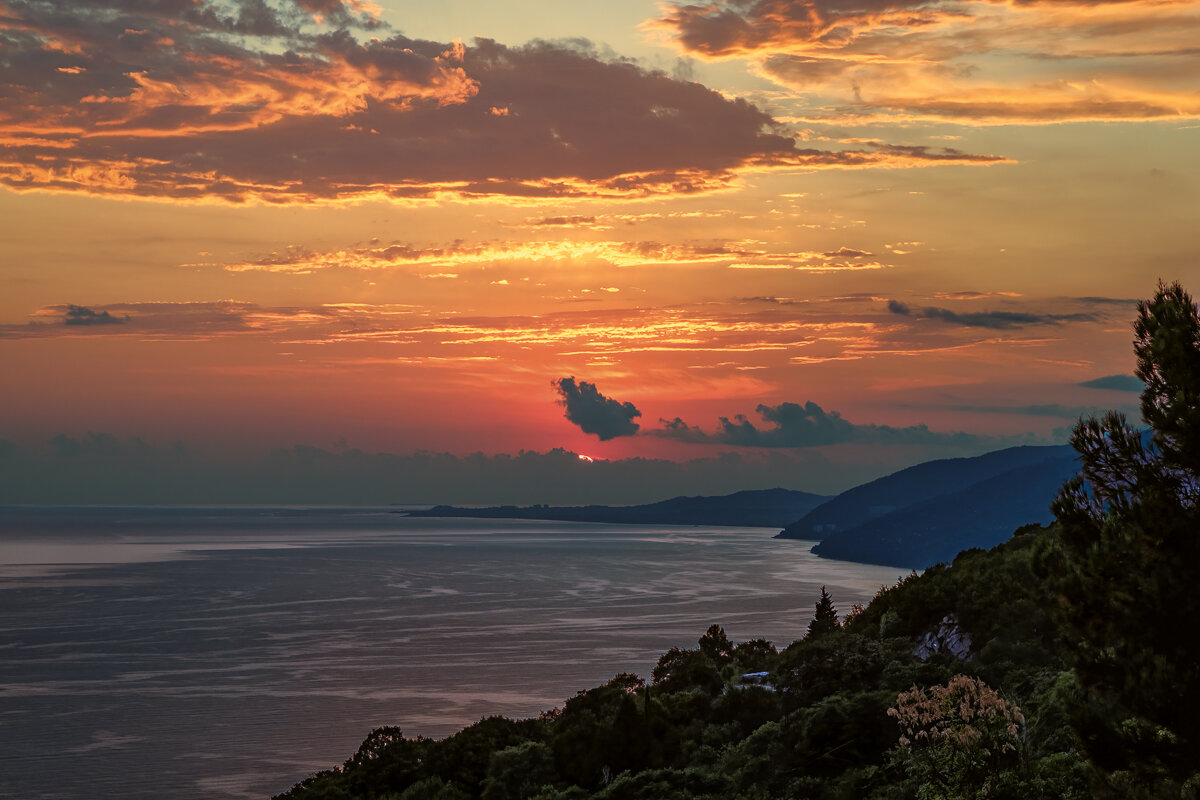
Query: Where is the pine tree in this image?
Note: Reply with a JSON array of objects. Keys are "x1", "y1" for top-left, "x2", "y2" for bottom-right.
[
  {"x1": 698, "y1": 623, "x2": 733, "y2": 664},
  {"x1": 1037, "y1": 280, "x2": 1200, "y2": 795},
  {"x1": 806, "y1": 585, "x2": 840, "y2": 639}
]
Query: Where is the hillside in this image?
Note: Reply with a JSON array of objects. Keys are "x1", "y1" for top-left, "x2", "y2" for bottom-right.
[
  {"x1": 776, "y1": 444, "x2": 1074, "y2": 541},
  {"x1": 274, "y1": 281, "x2": 1200, "y2": 800},
  {"x1": 405, "y1": 487, "x2": 830, "y2": 528},
  {"x1": 810, "y1": 454, "x2": 1080, "y2": 568},
  {"x1": 273, "y1": 526, "x2": 1092, "y2": 800}
]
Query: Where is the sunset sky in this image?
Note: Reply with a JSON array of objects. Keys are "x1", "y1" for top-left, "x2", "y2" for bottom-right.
[{"x1": 1, "y1": 0, "x2": 1196, "y2": 502}]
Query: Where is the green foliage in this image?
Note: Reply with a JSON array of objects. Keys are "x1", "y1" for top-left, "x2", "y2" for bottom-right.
[
  {"x1": 277, "y1": 282, "x2": 1200, "y2": 800},
  {"x1": 1036, "y1": 280, "x2": 1200, "y2": 793},
  {"x1": 807, "y1": 585, "x2": 841, "y2": 640},
  {"x1": 651, "y1": 646, "x2": 722, "y2": 696},
  {"x1": 889, "y1": 675, "x2": 1025, "y2": 799},
  {"x1": 776, "y1": 631, "x2": 903, "y2": 707},
  {"x1": 482, "y1": 741, "x2": 557, "y2": 800},
  {"x1": 277, "y1": 523, "x2": 1096, "y2": 800},
  {"x1": 697, "y1": 624, "x2": 733, "y2": 665},
  {"x1": 397, "y1": 777, "x2": 469, "y2": 800},
  {"x1": 275, "y1": 527, "x2": 1086, "y2": 800},
  {"x1": 730, "y1": 638, "x2": 777, "y2": 673}
]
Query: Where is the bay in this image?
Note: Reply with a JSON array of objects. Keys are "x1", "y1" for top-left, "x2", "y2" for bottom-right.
[{"x1": 0, "y1": 507, "x2": 904, "y2": 800}]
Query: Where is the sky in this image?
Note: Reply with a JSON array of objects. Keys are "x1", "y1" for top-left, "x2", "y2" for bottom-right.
[{"x1": 0, "y1": 0, "x2": 1195, "y2": 503}]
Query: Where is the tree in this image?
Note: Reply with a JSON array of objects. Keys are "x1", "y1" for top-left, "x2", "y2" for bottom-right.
[
  {"x1": 731, "y1": 638, "x2": 778, "y2": 673},
  {"x1": 806, "y1": 585, "x2": 841, "y2": 640},
  {"x1": 482, "y1": 741, "x2": 557, "y2": 800},
  {"x1": 1037, "y1": 280, "x2": 1200, "y2": 794},
  {"x1": 888, "y1": 674, "x2": 1025, "y2": 800},
  {"x1": 651, "y1": 646, "x2": 723, "y2": 695},
  {"x1": 698, "y1": 624, "x2": 734, "y2": 665}
]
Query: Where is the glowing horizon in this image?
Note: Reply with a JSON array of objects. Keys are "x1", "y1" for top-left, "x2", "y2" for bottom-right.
[{"x1": 1, "y1": 0, "x2": 1192, "y2": 500}]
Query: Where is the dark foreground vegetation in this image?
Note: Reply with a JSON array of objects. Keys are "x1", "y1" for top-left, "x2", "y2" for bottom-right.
[{"x1": 277, "y1": 282, "x2": 1200, "y2": 800}]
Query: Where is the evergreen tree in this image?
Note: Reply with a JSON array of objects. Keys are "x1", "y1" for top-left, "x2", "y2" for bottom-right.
[
  {"x1": 1038, "y1": 280, "x2": 1200, "y2": 794},
  {"x1": 698, "y1": 623, "x2": 734, "y2": 664},
  {"x1": 806, "y1": 585, "x2": 840, "y2": 639}
]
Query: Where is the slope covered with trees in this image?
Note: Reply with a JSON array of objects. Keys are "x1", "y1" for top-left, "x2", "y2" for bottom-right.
[
  {"x1": 811, "y1": 453, "x2": 1079, "y2": 568},
  {"x1": 776, "y1": 445, "x2": 1073, "y2": 541},
  {"x1": 276, "y1": 282, "x2": 1200, "y2": 800}
]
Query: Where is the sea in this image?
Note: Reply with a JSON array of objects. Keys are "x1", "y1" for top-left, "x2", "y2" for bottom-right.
[{"x1": 0, "y1": 506, "x2": 905, "y2": 800}]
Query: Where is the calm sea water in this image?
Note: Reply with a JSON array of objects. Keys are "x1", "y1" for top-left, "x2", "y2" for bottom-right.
[{"x1": 0, "y1": 507, "x2": 904, "y2": 800}]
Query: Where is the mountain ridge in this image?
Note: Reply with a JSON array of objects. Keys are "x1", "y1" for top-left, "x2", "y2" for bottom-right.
[
  {"x1": 776, "y1": 444, "x2": 1079, "y2": 569},
  {"x1": 776, "y1": 444, "x2": 1075, "y2": 541},
  {"x1": 405, "y1": 487, "x2": 831, "y2": 528}
]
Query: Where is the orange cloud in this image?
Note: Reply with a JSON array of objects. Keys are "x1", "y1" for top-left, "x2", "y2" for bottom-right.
[
  {"x1": 0, "y1": 3, "x2": 1007, "y2": 203},
  {"x1": 650, "y1": 0, "x2": 1200, "y2": 124},
  {"x1": 220, "y1": 237, "x2": 894, "y2": 272},
  {"x1": 1, "y1": 295, "x2": 1118, "y2": 397}
]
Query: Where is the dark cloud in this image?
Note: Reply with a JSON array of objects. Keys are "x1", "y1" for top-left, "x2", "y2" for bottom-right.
[
  {"x1": 552, "y1": 377, "x2": 642, "y2": 440},
  {"x1": 1079, "y1": 374, "x2": 1145, "y2": 392},
  {"x1": 887, "y1": 300, "x2": 1098, "y2": 329},
  {"x1": 761, "y1": 55, "x2": 853, "y2": 88},
  {"x1": 527, "y1": 216, "x2": 598, "y2": 227},
  {"x1": 654, "y1": 401, "x2": 1024, "y2": 449},
  {"x1": 0, "y1": 301, "x2": 337, "y2": 340},
  {"x1": 934, "y1": 291, "x2": 1021, "y2": 300},
  {"x1": 63, "y1": 305, "x2": 128, "y2": 326},
  {"x1": 742, "y1": 293, "x2": 882, "y2": 306},
  {"x1": 823, "y1": 247, "x2": 872, "y2": 258},
  {"x1": 0, "y1": 2, "x2": 1007, "y2": 203},
  {"x1": 741, "y1": 296, "x2": 806, "y2": 305},
  {"x1": 1074, "y1": 296, "x2": 1139, "y2": 306}
]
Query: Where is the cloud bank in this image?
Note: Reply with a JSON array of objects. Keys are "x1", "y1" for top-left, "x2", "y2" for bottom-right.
[
  {"x1": 0, "y1": 0, "x2": 1006, "y2": 203},
  {"x1": 649, "y1": 0, "x2": 1200, "y2": 124},
  {"x1": 0, "y1": 434, "x2": 890, "y2": 504},
  {"x1": 553, "y1": 377, "x2": 642, "y2": 440},
  {"x1": 655, "y1": 401, "x2": 1028, "y2": 449}
]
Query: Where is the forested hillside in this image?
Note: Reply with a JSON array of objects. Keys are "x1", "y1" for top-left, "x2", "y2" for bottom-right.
[
  {"x1": 276, "y1": 282, "x2": 1200, "y2": 799},
  {"x1": 777, "y1": 444, "x2": 1073, "y2": 540}
]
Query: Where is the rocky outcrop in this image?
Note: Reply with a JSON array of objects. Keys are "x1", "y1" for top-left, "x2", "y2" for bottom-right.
[{"x1": 914, "y1": 614, "x2": 973, "y2": 662}]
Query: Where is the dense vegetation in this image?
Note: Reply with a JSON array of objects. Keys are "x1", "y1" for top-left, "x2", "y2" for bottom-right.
[{"x1": 276, "y1": 282, "x2": 1200, "y2": 800}]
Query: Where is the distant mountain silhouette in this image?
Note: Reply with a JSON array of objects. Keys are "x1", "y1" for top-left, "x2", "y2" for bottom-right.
[
  {"x1": 776, "y1": 445, "x2": 1079, "y2": 569},
  {"x1": 405, "y1": 487, "x2": 830, "y2": 528}
]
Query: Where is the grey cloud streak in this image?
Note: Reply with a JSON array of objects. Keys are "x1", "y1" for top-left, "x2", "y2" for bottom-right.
[
  {"x1": 926, "y1": 402, "x2": 1139, "y2": 420},
  {"x1": 1079, "y1": 374, "x2": 1144, "y2": 392},
  {"x1": 887, "y1": 300, "x2": 1098, "y2": 329},
  {"x1": 1, "y1": 301, "x2": 320, "y2": 339},
  {"x1": 64, "y1": 305, "x2": 128, "y2": 326}
]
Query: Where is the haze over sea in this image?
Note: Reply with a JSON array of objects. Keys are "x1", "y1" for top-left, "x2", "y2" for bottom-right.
[{"x1": 1, "y1": 507, "x2": 903, "y2": 800}]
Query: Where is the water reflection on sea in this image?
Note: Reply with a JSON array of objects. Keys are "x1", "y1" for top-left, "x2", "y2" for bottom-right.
[{"x1": 0, "y1": 507, "x2": 904, "y2": 800}]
